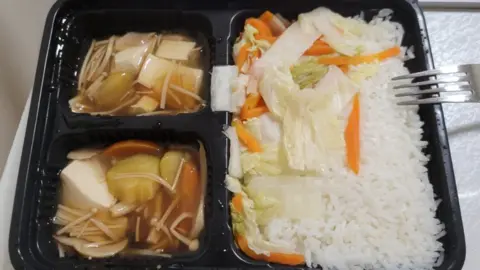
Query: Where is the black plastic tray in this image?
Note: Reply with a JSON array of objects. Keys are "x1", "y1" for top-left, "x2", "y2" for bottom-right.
[{"x1": 9, "y1": 0, "x2": 465, "y2": 269}]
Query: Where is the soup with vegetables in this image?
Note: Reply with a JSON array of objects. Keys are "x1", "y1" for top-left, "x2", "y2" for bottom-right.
[
  {"x1": 70, "y1": 32, "x2": 207, "y2": 116},
  {"x1": 53, "y1": 140, "x2": 206, "y2": 258}
]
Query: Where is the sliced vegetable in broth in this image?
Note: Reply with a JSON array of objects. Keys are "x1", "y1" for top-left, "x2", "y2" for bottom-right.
[
  {"x1": 71, "y1": 32, "x2": 207, "y2": 116},
  {"x1": 55, "y1": 140, "x2": 206, "y2": 258}
]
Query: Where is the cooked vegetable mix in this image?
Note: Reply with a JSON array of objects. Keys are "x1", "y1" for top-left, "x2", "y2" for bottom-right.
[
  {"x1": 224, "y1": 7, "x2": 444, "y2": 270},
  {"x1": 54, "y1": 140, "x2": 206, "y2": 258},
  {"x1": 71, "y1": 33, "x2": 206, "y2": 116}
]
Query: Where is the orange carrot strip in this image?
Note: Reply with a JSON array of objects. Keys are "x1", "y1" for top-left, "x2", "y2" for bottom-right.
[
  {"x1": 103, "y1": 140, "x2": 162, "y2": 158},
  {"x1": 345, "y1": 92, "x2": 360, "y2": 174},
  {"x1": 236, "y1": 234, "x2": 305, "y2": 265},
  {"x1": 241, "y1": 106, "x2": 269, "y2": 120},
  {"x1": 259, "y1": 11, "x2": 274, "y2": 24},
  {"x1": 255, "y1": 34, "x2": 277, "y2": 44},
  {"x1": 318, "y1": 46, "x2": 401, "y2": 66},
  {"x1": 236, "y1": 234, "x2": 264, "y2": 260},
  {"x1": 339, "y1": 65, "x2": 349, "y2": 73},
  {"x1": 304, "y1": 44, "x2": 335, "y2": 56},
  {"x1": 267, "y1": 253, "x2": 305, "y2": 266},
  {"x1": 233, "y1": 119, "x2": 262, "y2": 152},
  {"x1": 313, "y1": 38, "x2": 328, "y2": 46},
  {"x1": 241, "y1": 94, "x2": 262, "y2": 113},
  {"x1": 246, "y1": 18, "x2": 273, "y2": 36},
  {"x1": 236, "y1": 43, "x2": 252, "y2": 71},
  {"x1": 177, "y1": 160, "x2": 200, "y2": 233},
  {"x1": 231, "y1": 194, "x2": 244, "y2": 213}
]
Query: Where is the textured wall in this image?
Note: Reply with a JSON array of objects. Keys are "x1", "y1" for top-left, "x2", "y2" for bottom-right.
[
  {"x1": 0, "y1": 0, "x2": 55, "y2": 174},
  {"x1": 425, "y1": 11, "x2": 480, "y2": 270}
]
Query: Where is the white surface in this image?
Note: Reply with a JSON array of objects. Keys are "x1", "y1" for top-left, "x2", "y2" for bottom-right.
[
  {"x1": 0, "y1": 96, "x2": 30, "y2": 270},
  {"x1": 420, "y1": 0, "x2": 480, "y2": 8},
  {"x1": 0, "y1": 0, "x2": 56, "y2": 174},
  {"x1": 425, "y1": 11, "x2": 480, "y2": 270},
  {"x1": 1, "y1": 9, "x2": 480, "y2": 270}
]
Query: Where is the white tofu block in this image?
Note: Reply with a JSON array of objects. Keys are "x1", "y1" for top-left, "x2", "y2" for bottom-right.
[{"x1": 155, "y1": 40, "x2": 196, "y2": 61}]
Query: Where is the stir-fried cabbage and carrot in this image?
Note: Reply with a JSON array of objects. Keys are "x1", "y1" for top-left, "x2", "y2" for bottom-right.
[{"x1": 226, "y1": 7, "x2": 402, "y2": 266}]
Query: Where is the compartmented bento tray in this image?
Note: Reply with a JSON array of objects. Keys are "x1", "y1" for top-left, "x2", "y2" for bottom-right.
[{"x1": 9, "y1": 0, "x2": 465, "y2": 269}]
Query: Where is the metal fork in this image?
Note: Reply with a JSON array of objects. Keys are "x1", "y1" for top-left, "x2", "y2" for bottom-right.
[{"x1": 391, "y1": 64, "x2": 480, "y2": 105}]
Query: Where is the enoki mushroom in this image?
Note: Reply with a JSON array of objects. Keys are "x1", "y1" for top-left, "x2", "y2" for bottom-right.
[{"x1": 169, "y1": 212, "x2": 199, "y2": 251}]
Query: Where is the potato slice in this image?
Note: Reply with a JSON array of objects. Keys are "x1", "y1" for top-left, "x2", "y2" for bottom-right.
[
  {"x1": 106, "y1": 154, "x2": 161, "y2": 204},
  {"x1": 94, "y1": 72, "x2": 135, "y2": 110},
  {"x1": 129, "y1": 95, "x2": 159, "y2": 115},
  {"x1": 159, "y1": 151, "x2": 185, "y2": 186}
]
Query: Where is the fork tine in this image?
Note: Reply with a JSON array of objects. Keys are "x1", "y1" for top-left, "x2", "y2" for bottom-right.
[
  {"x1": 394, "y1": 84, "x2": 472, "y2": 97},
  {"x1": 393, "y1": 76, "x2": 468, "y2": 89},
  {"x1": 392, "y1": 65, "x2": 465, "y2": 80},
  {"x1": 397, "y1": 94, "x2": 473, "y2": 105}
]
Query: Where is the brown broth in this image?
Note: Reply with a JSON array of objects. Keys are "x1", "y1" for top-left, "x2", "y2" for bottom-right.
[
  {"x1": 71, "y1": 32, "x2": 207, "y2": 116},
  {"x1": 55, "y1": 142, "x2": 205, "y2": 257}
]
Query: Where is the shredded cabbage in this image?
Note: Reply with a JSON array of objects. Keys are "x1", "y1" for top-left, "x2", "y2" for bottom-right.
[
  {"x1": 347, "y1": 63, "x2": 380, "y2": 84},
  {"x1": 225, "y1": 127, "x2": 243, "y2": 179},
  {"x1": 244, "y1": 114, "x2": 281, "y2": 145},
  {"x1": 225, "y1": 175, "x2": 243, "y2": 194},
  {"x1": 241, "y1": 144, "x2": 285, "y2": 177},
  {"x1": 291, "y1": 59, "x2": 328, "y2": 89},
  {"x1": 259, "y1": 64, "x2": 355, "y2": 173},
  {"x1": 259, "y1": 65, "x2": 297, "y2": 118},
  {"x1": 298, "y1": 7, "x2": 403, "y2": 56},
  {"x1": 245, "y1": 175, "x2": 331, "y2": 220},
  {"x1": 240, "y1": 191, "x2": 294, "y2": 255}
]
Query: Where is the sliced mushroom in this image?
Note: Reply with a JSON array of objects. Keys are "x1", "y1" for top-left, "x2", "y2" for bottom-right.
[
  {"x1": 79, "y1": 40, "x2": 96, "y2": 91},
  {"x1": 121, "y1": 248, "x2": 172, "y2": 257},
  {"x1": 92, "y1": 36, "x2": 115, "y2": 81},
  {"x1": 56, "y1": 209, "x2": 98, "y2": 235},
  {"x1": 190, "y1": 141, "x2": 207, "y2": 239},
  {"x1": 86, "y1": 46, "x2": 107, "y2": 83},
  {"x1": 67, "y1": 148, "x2": 102, "y2": 160},
  {"x1": 54, "y1": 236, "x2": 128, "y2": 258},
  {"x1": 189, "y1": 203, "x2": 204, "y2": 239},
  {"x1": 169, "y1": 212, "x2": 198, "y2": 251},
  {"x1": 109, "y1": 202, "x2": 136, "y2": 217},
  {"x1": 85, "y1": 72, "x2": 107, "y2": 100},
  {"x1": 89, "y1": 95, "x2": 140, "y2": 116},
  {"x1": 115, "y1": 32, "x2": 156, "y2": 52}
]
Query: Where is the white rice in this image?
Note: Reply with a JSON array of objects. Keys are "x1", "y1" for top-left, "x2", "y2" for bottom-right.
[{"x1": 261, "y1": 58, "x2": 444, "y2": 270}]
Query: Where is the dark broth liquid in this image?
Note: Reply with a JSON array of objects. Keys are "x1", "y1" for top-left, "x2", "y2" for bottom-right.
[{"x1": 73, "y1": 32, "x2": 208, "y2": 116}]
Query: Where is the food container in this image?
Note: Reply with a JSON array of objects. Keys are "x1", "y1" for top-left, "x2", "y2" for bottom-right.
[{"x1": 9, "y1": 0, "x2": 465, "y2": 269}]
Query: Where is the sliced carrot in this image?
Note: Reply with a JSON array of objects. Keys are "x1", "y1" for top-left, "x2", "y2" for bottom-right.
[
  {"x1": 236, "y1": 234, "x2": 305, "y2": 265},
  {"x1": 233, "y1": 119, "x2": 262, "y2": 152},
  {"x1": 177, "y1": 160, "x2": 200, "y2": 233},
  {"x1": 231, "y1": 194, "x2": 244, "y2": 213},
  {"x1": 236, "y1": 234, "x2": 264, "y2": 260},
  {"x1": 248, "y1": 49, "x2": 261, "y2": 67},
  {"x1": 246, "y1": 18, "x2": 273, "y2": 36},
  {"x1": 259, "y1": 10, "x2": 274, "y2": 24},
  {"x1": 304, "y1": 44, "x2": 335, "y2": 56},
  {"x1": 267, "y1": 252, "x2": 305, "y2": 266},
  {"x1": 345, "y1": 92, "x2": 360, "y2": 174},
  {"x1": 241, "y1": 106, "x2": 269, "y2": 120},
  {"x1": 339, "y1": 65, "x2": 349, "y2": 73},
  {"x1": 236, "y1": 43, "x2": 252, "y2": 71},
  {"x1": 318, "y1": 46, "x2": 401, "y2": 66},
  {"x1": 103, "y1": 140, "x2": 162, "y2": 158},
  {"x1": 240, "y1": 93, "x2": 262, "y2": 116},
  {"x1": 255, "y1": 34, "x2": 277, "y2": 44},
  {"x1": 179, "y1": 160, "x2": 200, "y2": 212},
  {"x1": 313, "y1": 38, "x2": 328, "y2": 46}
]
